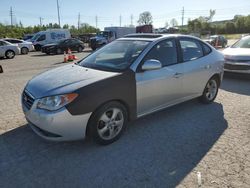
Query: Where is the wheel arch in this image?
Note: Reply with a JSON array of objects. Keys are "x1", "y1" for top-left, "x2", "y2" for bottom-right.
[{"x1": 85, "y1": 99, "x2": 132, "y2": 137}]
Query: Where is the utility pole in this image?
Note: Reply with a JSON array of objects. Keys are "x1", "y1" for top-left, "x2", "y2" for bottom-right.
[
  {"x1": 119, "y1": 15, "x2": 122, "y2": 27},
  {"x1": 10, "y1": 6, "x2": 13, "y2": 26},
  {"x1": 95, "y1": 15, "x2": 98, "y2": 29},
  {"x1": 130, "y1": 14, "x2": 133, "y2": 26},
  {"x1": 56, "y1": 0, "x2": 61, "y2": 27},
  {"x1": 181, "y1": 7, "x2": 184, "y2": 27},
  {"x1": 78, "y1": 13, "x2": 80, "y2": 30},
  {"x1": 39, "y1": 17, "x2": 43, "y2": 26}
]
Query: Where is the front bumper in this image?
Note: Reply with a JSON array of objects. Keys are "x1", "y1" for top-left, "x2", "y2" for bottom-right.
[
  {"x1": 22, "y1": 99, "x2": 92, "y2": 141},
  {"x1": 224, "y1": 61, "x2": 250, "y2": 74}
]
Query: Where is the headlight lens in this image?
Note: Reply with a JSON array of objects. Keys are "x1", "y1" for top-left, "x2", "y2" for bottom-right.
[{"x1": 37, "y1": 93, "x2": 78, "y2": 111}]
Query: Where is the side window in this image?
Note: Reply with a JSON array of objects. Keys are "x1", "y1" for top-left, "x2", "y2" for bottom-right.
[
  {"x1": 0, "y1": 41, "x2": 4, "y2": 46},
  {"x1": 180, "y1": 39, "x2": 203, "y2": 62},
  {"x1": 143, "y1": 39, "x2": 177, "y2": 67},
  {"x1": 37, "y1": 34, "x2": 46, "y2": 41},
  {"x1": 201, "y1": 42, "x2": 212, "y2": 55}
]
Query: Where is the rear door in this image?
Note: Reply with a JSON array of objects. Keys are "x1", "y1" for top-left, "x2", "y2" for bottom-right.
[
  {"x1": 136, "y1": 38, "x2": 183, "y2": 116},
  {"x1": 178, "y1": 37, "x2": 213, "y2": 97}
]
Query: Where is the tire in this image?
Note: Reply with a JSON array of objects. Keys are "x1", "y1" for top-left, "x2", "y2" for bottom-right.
[
  {"x1": 199, "y1": 76, "x2": 219, "y2": 104},
  {"x1": 34, "y1": 45, "x2": 41, "y2": 51},
  {"x1": 56, "y1": 48, "x2": 62, "y2": 54},
  {"x1": 21, "y1": 47, "x2": 29, "y2": 54},
  {"x1": 5, "y1": 50, "x2": 15, "y2": 59},
  {"x1": 77, "y1": 46, "x2": 83, "y2": 52},
  {"x1": 88, "y1": 101, "x2": 128, "y2": 145}
]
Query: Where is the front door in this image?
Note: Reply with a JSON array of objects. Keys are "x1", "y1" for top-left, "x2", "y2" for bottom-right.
[{"x1": 136, "y1": 38, "x2": 183, "y2": 116}]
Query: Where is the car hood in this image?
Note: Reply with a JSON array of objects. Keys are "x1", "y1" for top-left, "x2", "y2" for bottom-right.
[
  {"x1": 26, "y1": 64, "x2": 120, "y2": 99},
  {"x1": 223, "y1": 48, "x2": 250, "y2": 60}
]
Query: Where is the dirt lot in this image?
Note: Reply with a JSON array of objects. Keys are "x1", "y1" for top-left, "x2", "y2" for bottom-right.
[{"x1": 0, "y1": 50, "x2": 249, "y2": 188}]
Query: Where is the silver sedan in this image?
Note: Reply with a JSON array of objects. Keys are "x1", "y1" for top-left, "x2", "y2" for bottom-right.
[
  {"x1": 22, "y1": 34, "x2": 224, "y2": 145},
  {"x1": 0, "y1": 40, "x2": 20, "y2": 59},
  {"x1": 223, "y1": 35, "x2": 250, "y2": 74}
]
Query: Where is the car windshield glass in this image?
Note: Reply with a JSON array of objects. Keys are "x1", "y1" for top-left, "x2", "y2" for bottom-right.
[
  {"x1": 210, "y1": 36, "x2": 217, "y2": 39},
  {"x1": 232, "y1": 37, "x2": 250, "y2": 48},
  {"x1": 97, "y1": 31, "x2": 109, "y2": 37},
  {"x1": 78, "y1": 40, "x2": 150, "y2": 72},
  {"x1": 31, "y1": 34, "x2": 41, "y2": 40}
]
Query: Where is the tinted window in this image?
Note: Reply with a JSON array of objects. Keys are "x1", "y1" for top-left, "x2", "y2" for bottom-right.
[
  {"x1": 0, "y1": 41, "x2": 4, "y2": 46},
  {"x1": 143, "y1": 39, "x2": 177, "y2": 67},
  {"x1": 180, "y1": 39, "x2": 203, "y2": 62},
  {"x1": 201, "y1": 42, "x2": 212, "y2": 55}
]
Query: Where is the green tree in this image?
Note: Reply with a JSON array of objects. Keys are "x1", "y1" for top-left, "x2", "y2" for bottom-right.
[{"x1": 138, "y1": 11, "x2": 153, "y2": 25}]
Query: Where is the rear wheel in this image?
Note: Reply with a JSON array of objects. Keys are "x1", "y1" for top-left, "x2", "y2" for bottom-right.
[
  {"x1": 199, "y1": 77, "x2": 219, "y2": 104},
  {"x1": 5, "y1": 50, "x2": 15, "y2": 59},
  {"x1": 88, "y1": 101, "x2": 128, "y2": 145},
  {"x1": 21, "y1": 47, "x2": 29, "y2": 54},
  {"x1": 56, "y1": 48, "x2": 62, "y2": 54}
]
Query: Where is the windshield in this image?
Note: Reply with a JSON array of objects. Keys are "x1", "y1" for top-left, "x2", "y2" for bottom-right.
[
  {"x1": 78, "y1": 40, "x2": 150, "y2": 72},
  {"x1": 97, "y1": 31, "x2": 109, "y2": 37},
  {"x1": 232, "y1": 36, "x2": 250, "y2": 48},
  {"x1": 31, "y1": 33, "x2": 41, "y2": 41},
  {"x1": 210, "y1": 36, "x2": 217, "y2": 39}
]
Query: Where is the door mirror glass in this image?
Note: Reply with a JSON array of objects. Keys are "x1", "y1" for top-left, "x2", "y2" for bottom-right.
[{"x1": 141, "y1": 59, "x2": 162, "y2": 71}]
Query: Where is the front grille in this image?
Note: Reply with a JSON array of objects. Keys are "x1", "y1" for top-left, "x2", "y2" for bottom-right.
[
  {"x1": 22, "y1": 90, "x2": 35, "y2": 110},
  {"x1": 225, "y1": 58, "x2": 250, "y2": 63},
  {"x1": 224, "y1": 63, "x2": 250, "y2": 71}
]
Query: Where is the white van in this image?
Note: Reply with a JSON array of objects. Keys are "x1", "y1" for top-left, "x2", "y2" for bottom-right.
[{"x1": 31, "y1": 29, "x2": 71, "y2": 51}]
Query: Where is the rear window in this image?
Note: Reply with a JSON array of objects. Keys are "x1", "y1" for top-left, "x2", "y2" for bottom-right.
[
  {"x1": 180, "y1": 39, "x2": 203, "y2": 62},
  {"x1": 201, "y1": 42, "x2": 212, "y2": 55}
]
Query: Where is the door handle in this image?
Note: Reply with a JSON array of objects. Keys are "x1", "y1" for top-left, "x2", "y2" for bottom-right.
[{"x1": 173, "y1": 72, "x2": 183, "y2": 78}]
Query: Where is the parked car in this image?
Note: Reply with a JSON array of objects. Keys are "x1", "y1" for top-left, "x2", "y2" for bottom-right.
[
  {"x1": 222, "y1": 35, "x2": 250, "y2": 74},
  {"x1": 204, "y1": 35, "x2": 227, "y2": 48},
  {"x1": 22, "y1": 34, "x2": 224, "y2": 145},
  {"x1": 41, "y1": 38, "x2": 84, "y2": 54},
  {"x1": 30, "y1": 29, "x2": 71, "y2": 51},
  {"x1": 0, "y1": 40, "x2": 20, "y2": 59},
  {"x1": 3, "y1": 38, "x2": 34, "y2": 54}
]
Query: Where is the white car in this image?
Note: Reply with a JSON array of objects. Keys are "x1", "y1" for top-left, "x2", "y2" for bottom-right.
[
  {"x1": 222, "y1": 36, "x2": 250, "y2": 74},
  {"x1": 3, "y1": 38, "x2": 34, "y2": 54},
  {"x1": 0, "y1": 40, "x2": 20, "y2": 59}
]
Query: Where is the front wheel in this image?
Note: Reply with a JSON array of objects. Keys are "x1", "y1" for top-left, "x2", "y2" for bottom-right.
[
  {"x1": 5, "y1": 50, "x2": 15, "y2": 59},
  {"x1": 199, "y1": 77, "x2": 219, "y2": 104},
  {"x1": 88, "y1": 102, "x2": 128, "y2": 145}
]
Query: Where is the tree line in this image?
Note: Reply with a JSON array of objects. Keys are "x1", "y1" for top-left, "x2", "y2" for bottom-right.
[
  {"x1": 186, "y1": 14, "x2": 250, "y2": 35},
  {"x1": 0, "y1": 11, "x2": 249, "y2": 39},
  {"x1": 0, "y1": 22, "x2": 99, "y2": 39}
]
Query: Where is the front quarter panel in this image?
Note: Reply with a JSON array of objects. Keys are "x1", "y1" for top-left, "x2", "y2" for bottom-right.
[{"x1": 66, "y1": 69, "x2": 137, "y2": 121}]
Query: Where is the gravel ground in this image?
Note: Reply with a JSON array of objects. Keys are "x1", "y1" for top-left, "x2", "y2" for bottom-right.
[{"x1": 0, "y1": 50, "x2": 249, "y2": 188}]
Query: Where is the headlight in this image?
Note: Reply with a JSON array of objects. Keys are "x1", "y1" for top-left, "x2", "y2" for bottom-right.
[{"x1": 37, "y1": 93, "x2": 78, "y2": 111}]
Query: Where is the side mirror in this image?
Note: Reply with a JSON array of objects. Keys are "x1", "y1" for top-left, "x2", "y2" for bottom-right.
[{"x1": 141, "y1": 59, "x2": 162, "y2": 71}]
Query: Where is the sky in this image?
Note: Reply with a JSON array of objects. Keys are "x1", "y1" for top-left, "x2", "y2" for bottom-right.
[{"x1": 0, "y1": 0, "x2": 250, "y2": 30}]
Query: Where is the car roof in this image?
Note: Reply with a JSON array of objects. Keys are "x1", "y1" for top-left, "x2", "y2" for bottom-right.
[{"x1": 119, "y1": 33, "x2": 201, "y2": 42}]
